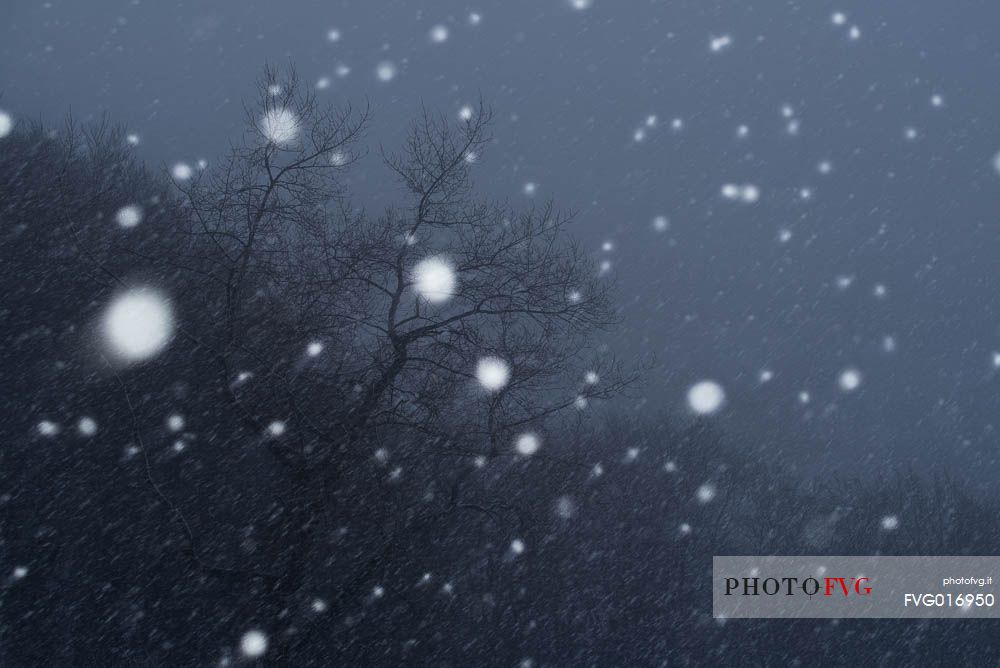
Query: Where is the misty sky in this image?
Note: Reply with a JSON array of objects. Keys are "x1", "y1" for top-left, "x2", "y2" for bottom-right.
[{"x1": 5, "y1": 0, "x2": 1000, "y2": 484}]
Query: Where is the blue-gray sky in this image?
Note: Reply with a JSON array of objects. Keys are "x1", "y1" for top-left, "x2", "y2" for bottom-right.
[{"x1": 5, "y1": 0, "x2": 1000, "y2": 484}]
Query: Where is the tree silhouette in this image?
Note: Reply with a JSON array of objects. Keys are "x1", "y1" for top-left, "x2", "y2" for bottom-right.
[{"x1": 149, "y1": 65, "x2": 634, "y2": 653}]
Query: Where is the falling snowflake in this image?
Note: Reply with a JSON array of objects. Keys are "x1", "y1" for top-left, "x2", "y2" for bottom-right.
[
  {"x1": 37, "y1": 421, "x2": 60, "y2": 437},
  {"x1": 0, "y1": 110, "x2": 13, "y2": 139},
  {"x1": 114, "y1": 205, "x2": 143, "y2": 229},
  {"x1": 687, "y1": 380, "x2": 725, "y2": 415},
  {"x1": 166, "y1": 414, "x2": 185, "y2": 432},
  {"x1": 260, "y1": 107, "x2": 299, "y2": 146},
  {"x1": 709, "y1": 35, "x2": 732, "y2": 52},
  {"x1": 102, "y1": 288, "x2": 174, "y2": 363},
  {"x1": 239, "y1": 630, "x2": 268, "y2": 658},
  {"x1": 413, "y1": 256, "x2": 457, "y2": 303},
  {"x1": 554, "y1": 496, "x2": 576, "y2": 519},
  {"x1": 836, "y1": 275, "x2": 854, "y2": 289},
  {"x1": 838, "y1": 368, "x2": 862, "y2": 392},
  {"x1": 77, "y1": 416, "x2": 98, "y2": 437},
  {"x1": 476, "y1": 357, "x2": 511, "y2": 392},
  {"x1": 514, "y1": 432, "x2": 541, "y2": 456},
  {"x1": 429, "y1": 25, "x2": 449, "y2": 43},
  {"x1": 376, "y1": 61, "x2": 397, "y2": 82},
  {"x1": 171, "y1": 163, "x2": 193, "y2": 180},
  {"x1": 695, "y1": 484, "x2": 716, "y2": 504}
]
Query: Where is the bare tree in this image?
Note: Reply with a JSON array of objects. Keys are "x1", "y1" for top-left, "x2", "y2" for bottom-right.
[
  {"x1": 176, "y1": 64, "x2": 627, "y2": 464},
  {"x1": 167, "y1": 64, "x2": 633, "y2": 651}
]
